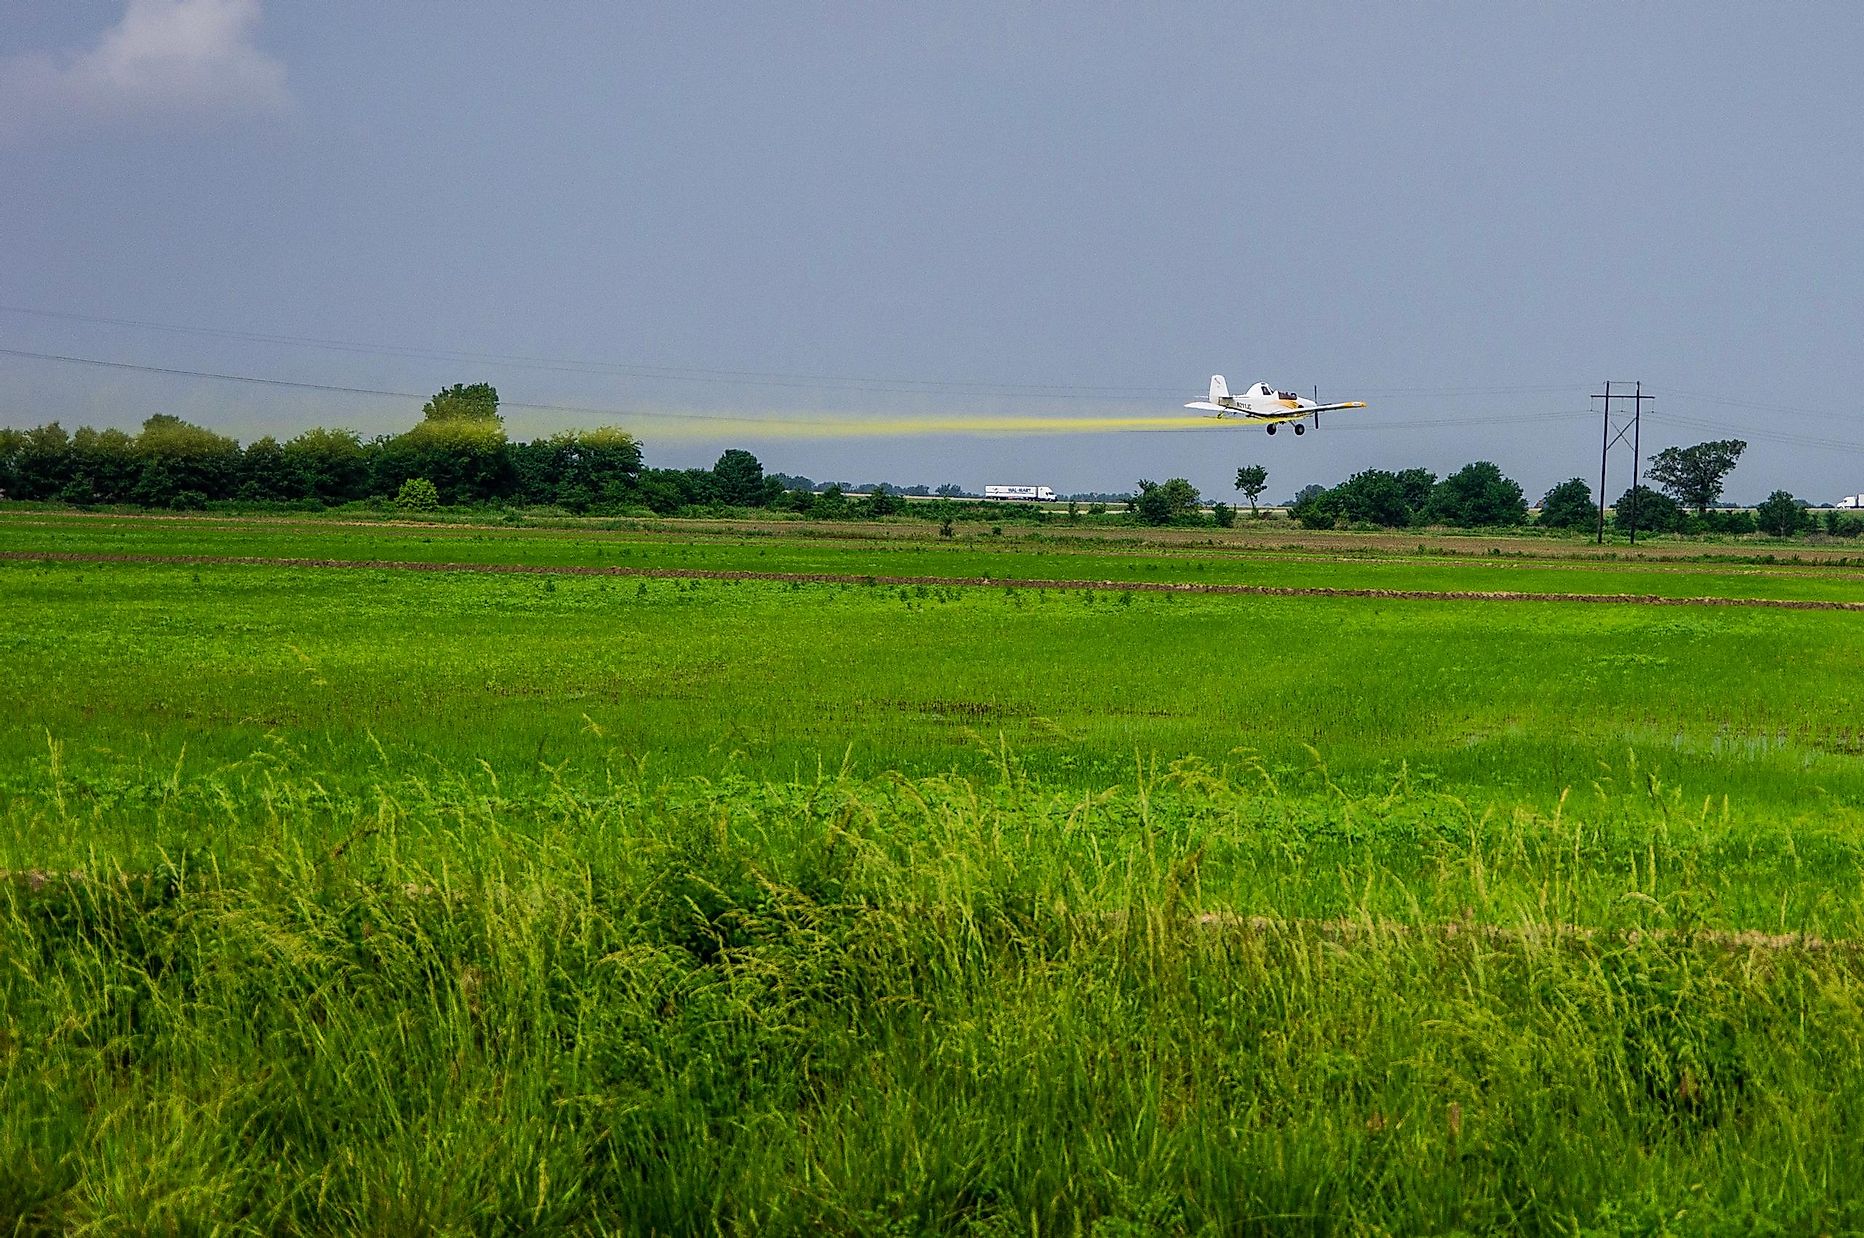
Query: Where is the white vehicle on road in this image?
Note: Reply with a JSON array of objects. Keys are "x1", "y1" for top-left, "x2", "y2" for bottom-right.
[{"x1": 984, "y1": 485, "x2": 1056, "y2": 501}]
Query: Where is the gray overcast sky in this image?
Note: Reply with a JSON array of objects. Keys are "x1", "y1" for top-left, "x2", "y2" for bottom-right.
[{"x1": 3, "y1": 1, "x2": 1862, "y2": 502}]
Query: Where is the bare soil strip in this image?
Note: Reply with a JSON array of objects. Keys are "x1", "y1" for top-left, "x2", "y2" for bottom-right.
[{"x1": 8, "y1": 548, "x2": 1864, "y2": 612}]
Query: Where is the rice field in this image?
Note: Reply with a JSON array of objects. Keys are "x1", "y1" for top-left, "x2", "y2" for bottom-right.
[{"x1": 5, "y1": 509, "x2": 1864, "y2": 1232}]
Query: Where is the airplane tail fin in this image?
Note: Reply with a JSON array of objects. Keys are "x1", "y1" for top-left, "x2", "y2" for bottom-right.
[{"x1": 1209, "y1": 375, "x2": 1229, "y2": 403}]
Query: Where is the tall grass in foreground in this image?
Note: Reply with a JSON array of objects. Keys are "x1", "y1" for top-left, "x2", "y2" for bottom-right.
[{"x1": 5, "y1": 757, "x2": 1864, "y2": 1233}]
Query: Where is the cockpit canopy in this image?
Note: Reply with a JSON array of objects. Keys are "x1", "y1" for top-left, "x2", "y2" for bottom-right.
[{"x1": 1254, "y1": 383, "x2": 1300, "y2": 400}]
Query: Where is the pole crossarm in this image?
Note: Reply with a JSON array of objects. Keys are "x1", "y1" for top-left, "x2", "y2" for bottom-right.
[{"x1": 1594, "y1": 380, "x2": 1652, "y2": 545}]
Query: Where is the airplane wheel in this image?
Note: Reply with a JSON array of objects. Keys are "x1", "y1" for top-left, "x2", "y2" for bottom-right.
[
  {"x1": 1266, "y1": 424, "x2": 1277, "y2": 435},
  {"x1": 1294, "y1": 424, "x2": 1306, "y2": 435}
]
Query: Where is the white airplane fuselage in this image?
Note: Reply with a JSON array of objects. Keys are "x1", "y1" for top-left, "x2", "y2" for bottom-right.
[{"x1": 1184, "y1": 376, "x2": 1366, "y2": 435}]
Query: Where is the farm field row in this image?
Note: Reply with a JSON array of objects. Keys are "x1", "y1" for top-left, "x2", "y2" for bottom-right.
[
  {"x1": 5, "y1": 548, "x2": 1863, "y2": 841},
  {"x1": 13, "y1": 764, "x2": 1864, "y2": 1231},
  {"x1": 9, "y1": 509, "x2": 1864, "y2": 602},
  {"x1": 19, "y1": 504, "x2": 1864, "y2": 562},
  {"x1": 7, "y1": 514, "x2": 1864, "y2": 1230}
]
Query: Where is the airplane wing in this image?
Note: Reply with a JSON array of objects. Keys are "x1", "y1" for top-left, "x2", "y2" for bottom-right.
[
  {"x1": 1186, "y1": 402, "x2": 1351, "y2": 425},
  {"x1": 1309, "y1": 401, "x2": 1369, "y2": 413},
  {"x1": 1185, "y1": 404, "x2": 1306, "y2": 425}
]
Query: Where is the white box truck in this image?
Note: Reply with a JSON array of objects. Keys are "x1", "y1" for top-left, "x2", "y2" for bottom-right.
[{"x1": 984, "y1": 485, "x2": 1056, "y2": 502}]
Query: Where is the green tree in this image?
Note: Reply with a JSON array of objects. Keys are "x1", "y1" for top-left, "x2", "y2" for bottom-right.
[
  {"x1": 1423, "y1": 461, "x2": 1527, "y2": 527},
  {"x1": 1395, "y1": 468, "x2": 1438, "y2": 513},
  {"x1": 635, "y1": 471, "x2": 688, "y2": 515},
  {"x1": 677, "y1": 468, "x2": 722, "y2": 506},
  {"x1": 1645, "y1": 440, "x2": 1746, "y2": 514},
  {"x1": 1754, "y1": 490, "x2": 1807, "y2": 537},
  {"x1": 1133, "y1": 478, "x2": 1201, "y2": 525},
  {"x1": 1611, "y1": 484, "x2": 1683, "y2": 535},
  {"x1": 1537, "y1": 478, "x2": 1596, "y2": 531},
  {"x1": 374, "y1": 416, "x2": 513, "y2": 506},
  {"x1": 132, "y1": 414, "x2": 242, "y2": 507},
  {"x1": 1289, "y1": 484, "x2": 1338, "y2": 529},
  {"x1": 10, "y1": 423, "x2": 74, "y2": 500},
  {"x1": 864, "y1": 489, "x2": 904, "y2": 517},
  {"x1": 237, "y1": 435, "x2": 302, "y2": 501},
  {"x1": 1332, "y1": 470, "x2": 1411, "y2": 527},
  {"x1": 712, "y1": 449, "x2": 775, "y2": 507},
  {"x1": 510, "y1": 428, "x2": 643, "y2": 510},
  {"x1": 420, "y1": 383, "x2": 501, "y2": 426},
  {"x1": 283, "y1": 427, "x2": 370, "y2": 504},
  {"x1": 1211, "y1": 501, "x2": 1236, "y2": 528},
  {"x1": 1233, "y1": 464, "x2": 1269, "y2": 515},
  {"x1": 65, "y1": 427, "x2": 139, "y2": 504},
  {"x1": 0, "y1": 427, "x2": 21, "y2": 498}
]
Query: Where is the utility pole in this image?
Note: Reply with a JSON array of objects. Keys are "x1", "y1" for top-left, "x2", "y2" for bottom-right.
[{"x1": 1593, "y1": 381, "x2": 1650, "y2": 544}]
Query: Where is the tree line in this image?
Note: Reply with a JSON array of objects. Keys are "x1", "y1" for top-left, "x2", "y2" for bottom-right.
[
  {"x1": 0, "y1": 384, "x2": 813, "y2": 516},
  {"x1": 0, "y1": 384, "x2": 1084, "y2": 529},
  {"x1": 1260, "y1": 440, "x2": 1844, "y2": 537},
  {"x1": 0, "y1": 393, "x2": 1845, "y2": 538}
]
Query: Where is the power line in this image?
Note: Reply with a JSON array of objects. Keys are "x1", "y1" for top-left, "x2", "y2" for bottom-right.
[
  {"x1": 1646, "y1": 409, "x2": 1864, "y2": 455},
  {"x1": 0, "y1": 346, "x2": 748, "y2": 424},
  {"x1": 1651, "y1": 385, "x2": 1853, "y2": 422},
  {"x1": 0, "y1": 305, "x2": 1172, "y2": 399},
  {"x1": 1322, "y1": 410, "x2": 1596, "y2": 430},
  {"x1": 0, "y1": 344, "x2": 1600, "y2": 436},
  {"x1": 0, "y1": 303, "x2": 1583, "y2": 403}
]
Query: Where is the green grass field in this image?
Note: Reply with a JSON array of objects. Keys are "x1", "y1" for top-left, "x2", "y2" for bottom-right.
[{"x1": 6, "y1": 509, "x2": 1864, "y2": 1232}]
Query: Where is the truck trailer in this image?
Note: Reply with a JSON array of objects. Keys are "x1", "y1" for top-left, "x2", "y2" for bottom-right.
[{"x1": 984, "y1": 485, "x2": 1056, "y2": 502}]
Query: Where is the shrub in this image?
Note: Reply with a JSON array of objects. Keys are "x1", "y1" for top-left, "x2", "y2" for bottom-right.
[
  {"x1": 395, "y1": 477, "x2": 440, "y2": 512},
  {"x1": 1133, "y1": 478, "x2": 1202, "y2": 526},
  {"x1": 1290, "y1": 486, "x2": 1340, "y2": 530},
  {"x1": 806, "y1": 485, "x2": 848, "y2": 521},
  {"x1": 1694, "y1": 508, "x2": 1756, "y2": 536}
]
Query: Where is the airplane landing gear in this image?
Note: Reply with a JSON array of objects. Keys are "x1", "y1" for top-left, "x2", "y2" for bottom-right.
[
  {"x1": 1266, "y1": 424, "x2": 1277, "y2": 435},
  {"x1": 1293, "y1": 423, "x2": 1306, "y2": 435}
]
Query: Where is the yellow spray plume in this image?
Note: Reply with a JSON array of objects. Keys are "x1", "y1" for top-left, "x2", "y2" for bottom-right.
[{"x1": 623, "y1": 412, "x2": 1227, "y2": 440}]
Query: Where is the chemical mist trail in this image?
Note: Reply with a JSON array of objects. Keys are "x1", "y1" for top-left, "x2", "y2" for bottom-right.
[{"x1": 635, "y1": 412, "x2": 1225, "y2": 439}]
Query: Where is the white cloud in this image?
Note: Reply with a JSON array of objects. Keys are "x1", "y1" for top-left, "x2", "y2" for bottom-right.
[{"x1": 1, "y1": 0, "x2": 290, "y2": 138}]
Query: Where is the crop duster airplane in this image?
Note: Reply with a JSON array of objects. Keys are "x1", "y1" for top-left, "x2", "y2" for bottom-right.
[{"x1": 1185, "y1": 377, "x2": 1367, "y2": 435}]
